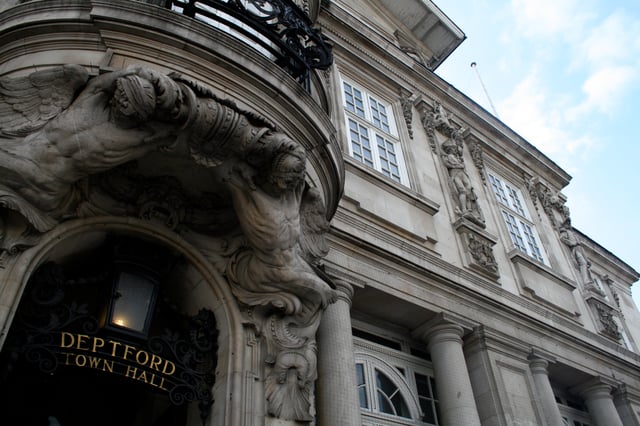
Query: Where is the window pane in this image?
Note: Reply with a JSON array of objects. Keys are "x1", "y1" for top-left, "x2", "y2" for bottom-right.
[
  {"x1": 506, "y1": 184, "x2": 526, "y2": 216},
  {"x1": 377, "y1": 389, "x2": 395, "y2": 414},
  {"x1": 520, "y1": 221, "x2": 544, "y2": 262},
  {"x1": 348, "y1": 119, "x2": 374, "y2": 168},
  {"x1": 489, "y1": 174, "x2": 509, "y2": 205},
  {"x1": 343, "y1": 82, "x2": 365, "y2": 118},
  {"x1": 390, "y1": 392, "x2": 411, "y2": 418},
  {"x1": 356, "y1": 364, "x2": 368, "y2": 408},
  {"x1": 369, "y1": 97, "x2": 391, "y2": 133},
  {"x1": 376, "y1": 135, "x2": 401, "y2": 182},
  {"x1": 502, "y1": 211, "x2": 527, "y2": 253},
  {"x1": 375, "y1": 369, "x2": 411, "y2": 418}
]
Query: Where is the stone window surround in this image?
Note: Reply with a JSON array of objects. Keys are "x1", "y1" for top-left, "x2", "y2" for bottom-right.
[
  {"x1": 339, "y1": 76, "x2": 410, "y2": 185},
  {"x1": 488, "y1": 170, "x2": 549, "y2": 265}
]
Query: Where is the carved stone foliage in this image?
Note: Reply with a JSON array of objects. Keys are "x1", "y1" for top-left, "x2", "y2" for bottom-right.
[
  {"x1": 587, "y1": 298, "x2": 622, "y2": 341},
  {"x1": 0, "y1": 65, "x2": 336, "y2": 422},
  {"x1": 526, "y1": 177, "x2": 570, "y2": 228},
  {"x1": 400, "y1": 92, "x2": 414, "y2": 139}
]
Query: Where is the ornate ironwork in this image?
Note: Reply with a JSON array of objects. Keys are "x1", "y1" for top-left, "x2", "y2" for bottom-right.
[
  {"x1": 1, "y1": 258, "x2": 219, "y2": 425},
  {"x1": 160, "y1": 0, "x2": 333, "y2": 90}
]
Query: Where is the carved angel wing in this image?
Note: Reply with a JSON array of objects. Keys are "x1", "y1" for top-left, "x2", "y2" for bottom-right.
[
  {"x1": 0, "y1": 64, "x2": 88, "y2": 137},
  {"x1": 298, "y1": 186, "x2": 330, "y2": 267}
]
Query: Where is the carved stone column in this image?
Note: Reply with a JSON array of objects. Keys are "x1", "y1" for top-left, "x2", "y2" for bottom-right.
[
  {"x1": 528, "y1": 352, "x2": 564, "y2": 426},
  {"x1": 316, "y1": 280, "x2": 361, "y2": 426},
  {"x1": 417, "y1": 319, "x2": 481, "y2": 426},
  {"x1": 574, "y1": 378, "x2": 624, "y2": 426}
]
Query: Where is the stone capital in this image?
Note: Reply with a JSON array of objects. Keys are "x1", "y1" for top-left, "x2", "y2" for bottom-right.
[
  {"x1": 528, "y1": 348, "x2": 557, "y2": 374},
  {"x1": 411, "y1": 312, "x2": 473, "y2": 346},
  {"x1": 572, "y1": 376, "x2": 620, "y2": 400},
  {"x1": 332, "y1": 279, "x2": 355, "y2": 306}
]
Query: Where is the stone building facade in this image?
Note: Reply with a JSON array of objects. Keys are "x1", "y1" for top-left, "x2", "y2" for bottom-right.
[{"x1": 0, "y1": 1, "x2": 638, "y2": 425}]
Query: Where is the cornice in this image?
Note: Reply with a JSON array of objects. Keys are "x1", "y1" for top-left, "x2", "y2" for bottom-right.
[
  {"x1": 325, "y1": 225, "x2": 640, "y2": 376},
  {"x1": 318, "y1": 6, "x2": 572, "y2": 189}
]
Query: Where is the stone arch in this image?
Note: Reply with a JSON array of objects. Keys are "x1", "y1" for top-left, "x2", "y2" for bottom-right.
[{"x1": 0, "y1": 216, "x2": 246, "y2": 425}]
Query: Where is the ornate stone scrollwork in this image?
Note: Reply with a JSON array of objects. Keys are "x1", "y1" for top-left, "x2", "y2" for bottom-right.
[
  {"x1": 587, "y1": 298, "x2": 622, "y2": 341},
  {"x1": 526, "y1": 177, "x2": 570, "y2": 228},
  {"x1": 454, "y1": 219, "x2": 499, "y2": 279},
  {"x1": 400, "y1": 91, "x2": 414, "y2": 139},
  {"x1": 0, "y1": 64, "x2": 337, "y2": 421}
]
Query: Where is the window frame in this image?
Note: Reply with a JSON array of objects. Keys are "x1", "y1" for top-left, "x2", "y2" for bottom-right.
[
  {"x1": 354, "y1": 336, "x2": 440, "y2": 425},
  {"x1": 340, "y1": 77, "x2": 410, "y2": 186},
  {"x1": 488, "y1": 171, "x2": 548, "y2": 265}
]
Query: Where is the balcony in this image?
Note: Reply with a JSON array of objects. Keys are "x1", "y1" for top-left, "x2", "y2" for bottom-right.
[{"x1": 156, "y1": 0, "x2": 332, "y2": 90}]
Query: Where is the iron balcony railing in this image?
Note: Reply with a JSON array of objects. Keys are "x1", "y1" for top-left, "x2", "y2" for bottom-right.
[{"x1": 158, "y1": 0, "x2": 333, "y2": 90}]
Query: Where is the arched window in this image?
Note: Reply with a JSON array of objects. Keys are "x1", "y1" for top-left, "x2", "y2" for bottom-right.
[{"x1": 355, "y1": 351, "x2": 440, "y2": 425}]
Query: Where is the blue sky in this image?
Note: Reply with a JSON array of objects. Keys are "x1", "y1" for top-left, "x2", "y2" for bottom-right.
[{"x1": 434, "y1": 1, "x2": 640, "y2": 306}]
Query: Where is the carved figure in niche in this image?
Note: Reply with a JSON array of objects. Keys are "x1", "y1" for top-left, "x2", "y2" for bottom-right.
[
  {"x1": 559, "y1": 225, "x2": 601, "y2": 294},
  {"x1": 441, "y1": 134, "x2": 484, "y2": 224}
]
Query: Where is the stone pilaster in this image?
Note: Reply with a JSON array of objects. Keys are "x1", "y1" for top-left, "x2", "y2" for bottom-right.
[
  {"x1": 528, "y1": 351, "x2": 564, "y2": 426},
  {"x1": 316, "y1": 280, "x2": 361, "y2": 426},
  {"x1": 574, "y1": 378, "x2": 624, "y2": 426},
  {"x1": 416, "y1": 318, "x2": 481, "y2": 426}
]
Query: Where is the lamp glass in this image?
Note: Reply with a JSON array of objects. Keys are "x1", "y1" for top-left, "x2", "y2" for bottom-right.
[{"x1": 110, "y1": 271, "x2": 155, "y2": 333}]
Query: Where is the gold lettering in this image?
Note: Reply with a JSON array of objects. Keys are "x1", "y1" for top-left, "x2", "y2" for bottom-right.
[
  {"x1": 125, "y1": 365, "x2": 138, "y2": 379},
  {"x1": 88, "y1": 356, "x2": 101, "y2": 369},
  {"x1": 62, "y1": 352, "x2": 74, "y2": 365},
  {"x1": 109, "y1": 340, "x2": 122, "y2": 357},
  {"x1": 103, "y1": 359, "x2": 114, "y2": 373},
  {"x1": 91, "y1": 337, "x2": 105, "y2": 353},
  {"x1": 149, "y1": 354, "x2": 163, "y2": 372},
  {"x1": 158, "y1": 376, "x2": 168, "y2": 391},
  {"x1": 137, "y1": 370, "x2": 148, "y2": 384},
  {"x1": 60, "y1": 332, "x2": 75, "y2": 348},
  {"x1": 135, "y1": 350, "x2": 149, "y2": 366},
  {"x1": 162, "y1": 360, "x2": 176, "y2": 376},
  {"x1": 123, "y1": 344, "x2": 136, "y2": 361},
  {"x1": 75, "y1": 354, "x2": 87, "y2": 367},
  {"x1": 76, "y1": 334, "x2": 90, "y2": 351}
]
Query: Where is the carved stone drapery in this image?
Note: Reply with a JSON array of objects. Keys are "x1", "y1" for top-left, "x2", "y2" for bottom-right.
[{"x1": 0, "y1": 65, "x2": 337, "y2": 422}]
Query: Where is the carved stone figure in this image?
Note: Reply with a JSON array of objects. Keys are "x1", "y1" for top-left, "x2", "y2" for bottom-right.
[
  {"x1": 441, "y1": 135, "x2": 484, "y2": 225},
  {"x1": 559, "y1": 225, "x2": 601, "y2": 294},
  {"x1": 0, "y1": 64, "x2": 336, "y2": 422},
  {"x1": 433, "y1": 100, "x2": 453, "y2": 134}
]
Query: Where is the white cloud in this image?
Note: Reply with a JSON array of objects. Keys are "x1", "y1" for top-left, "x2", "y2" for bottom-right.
[
  {"x1": 510, "y1": 0, "x2": 591, "y2": 40},
  {"x1": 580, "y1": 12, "x2": 635, "y2": 66},
  {"x1": 567, "y1": 66, "x2": 638, "y2": 119},
  {"x1": 497, "y1": 73, "x2": 596, "y2": 171}
]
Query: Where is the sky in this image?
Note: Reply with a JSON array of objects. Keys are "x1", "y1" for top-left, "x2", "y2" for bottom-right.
[{"x1": 433, "y1": 1, "x2": 640, "y2": 307}]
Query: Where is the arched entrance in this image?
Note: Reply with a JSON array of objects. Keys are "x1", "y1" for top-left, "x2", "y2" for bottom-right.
[{"x1": 0, "y1": 233, "x2": 219, "y2": 426}]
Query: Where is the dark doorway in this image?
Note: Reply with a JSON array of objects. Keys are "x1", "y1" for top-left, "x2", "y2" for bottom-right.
[{"x1": 0, "y1": 358, "x2": 187, "y2": 426}]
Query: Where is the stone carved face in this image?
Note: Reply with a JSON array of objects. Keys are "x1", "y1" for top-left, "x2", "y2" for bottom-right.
[
  {"x1": 111, "y1": 75, "x2": 157, "y2": 124},
  {"x1": 269, "y1": 151, "x2": 306, "y2": 191}
]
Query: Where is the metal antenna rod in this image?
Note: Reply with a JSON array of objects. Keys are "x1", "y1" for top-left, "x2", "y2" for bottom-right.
[{"x1": 470, "y1": 62, "x2": 499, "y2": 118}]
